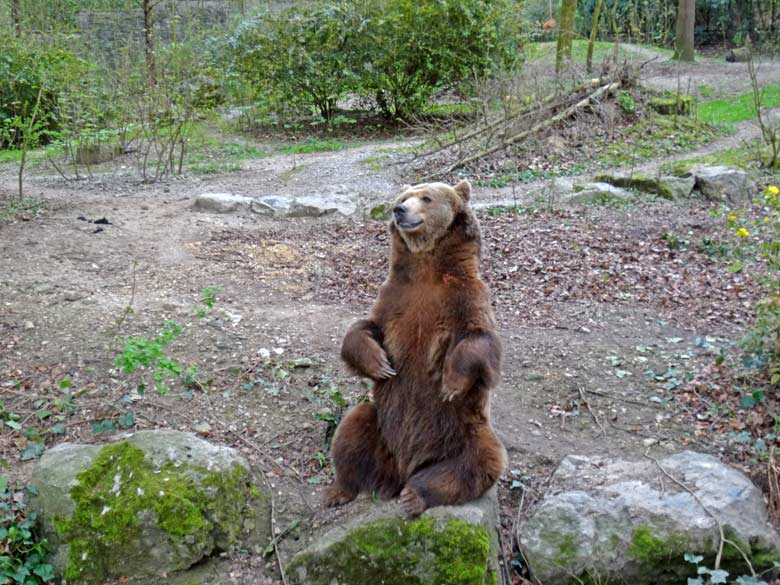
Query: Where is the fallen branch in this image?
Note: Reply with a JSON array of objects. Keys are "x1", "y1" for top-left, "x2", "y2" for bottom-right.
[
  {"x1": 422, "y1": 81, "x2": 620, "y2": 180},
  {"x1": 578, "y1": 386, "x2": 606, "y2": 436}
]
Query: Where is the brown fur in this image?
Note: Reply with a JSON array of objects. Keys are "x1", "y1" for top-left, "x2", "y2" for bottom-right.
[{"x1": 323, "y1": 179, "x2": 507, "y2": 516}]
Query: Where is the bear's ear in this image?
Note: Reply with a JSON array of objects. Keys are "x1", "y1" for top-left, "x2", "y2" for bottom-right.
[{"x1": 453, "y1": 179, "x2": 472, "y2": 202}]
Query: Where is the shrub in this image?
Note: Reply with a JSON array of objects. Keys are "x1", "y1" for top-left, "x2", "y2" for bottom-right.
[
  {"x1": 227, "y1": 3, "x2": 367, "y2": 121},
  {"x1": 360, "y1": 0, "x2": 523, "y2": 119},
  {"x1": 226, "y1": 0, "x2": 523, "y2": 121}
]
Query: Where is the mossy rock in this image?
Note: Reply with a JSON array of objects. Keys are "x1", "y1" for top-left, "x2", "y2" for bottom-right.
[
  {"x1": 592, "y1": 173, "x2": 674, "y2": 199},
  {"x1": 289, "y1": 488, "x2": 500, "y2": 585},
  {"x1": 520, "y1": 452, "x2": 780, "y2": 585},
  {"x1": 649, "y1": 93, "x2": 693, "y2": 116},
  {"x1": 29, "y1": 430, "x2": 272, "y2": 584},
  {"x1": 75, "y1": 143, "x2": 122, "y2": 165}
]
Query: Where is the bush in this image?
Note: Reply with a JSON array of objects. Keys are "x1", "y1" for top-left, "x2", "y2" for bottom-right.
[
  {"x1": 360, "y1": 0, "x2": 523, "y2": 119},
  {"x1": 228, "y1": 3, "x2": 367, "y2": 121},
  {"x1": 0, "y1": 35, "x2": 85, "y2": 148},
  {"x1": 226, "y1": 0, "x2": 523, "y2": 121}
]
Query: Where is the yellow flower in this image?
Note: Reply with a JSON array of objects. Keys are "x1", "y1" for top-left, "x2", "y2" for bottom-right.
[
  {"x1": 736, "y1": 227, "x2": 750, "y2": 237},
  {"x1": 767, "y1": 185, "x2": 780, "y2": 196},
  {"x1": 764, "y1": 217, "x2": 771, "y2": 223}
]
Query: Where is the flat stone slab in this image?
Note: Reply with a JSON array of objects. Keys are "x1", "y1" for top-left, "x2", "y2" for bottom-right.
[
  {"x1": 289, "y1": 488, "x2": 501, "y2": 585},
  {"x1": 193, "y1": 193, "x2": 254, "y2": 213},
  {"x1": 519, "y1": 451, "x2": 780, "y2": 585}
]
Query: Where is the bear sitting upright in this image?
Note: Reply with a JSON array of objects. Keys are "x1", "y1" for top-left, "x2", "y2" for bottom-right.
[{"x1": 323, "y1": 179, "x2": 507, "y2": 517}]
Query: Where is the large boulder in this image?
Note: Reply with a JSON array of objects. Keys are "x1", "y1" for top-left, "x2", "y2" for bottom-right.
[
  {"x1": 29, "y1": 430, "x2": 271, "y2": 585},
  {"x1": 693, "y1": 166, "x2": 755, "y2": 205},
  {"x1": 519, "y1": 452, "x2": 780, "y2": 585},
  {"x1": 659, "y1": 174, "x2": 696, "y2": 199},
  {"x1": 566, "y1": 182, "x2": 634, "y2": 205},
  {"x1": 288, "y1": 194, "x2": 357, "y2": 218},
  {"x1": 192, "y1": 193, "x2": 254, "y2": 213},
  {"x1": 289, "y1": 488, "x2": 501, "y2": 585}
]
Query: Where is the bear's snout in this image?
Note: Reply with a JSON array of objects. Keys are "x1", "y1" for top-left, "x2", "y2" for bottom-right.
[{"x1": 393, "y1": 205, "x2": 407, "y2": 221}]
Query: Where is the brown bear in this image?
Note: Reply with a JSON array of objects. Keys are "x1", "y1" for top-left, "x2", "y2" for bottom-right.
[{"x1": 323, "y1": 179, "x2": 507, "y2": 517}]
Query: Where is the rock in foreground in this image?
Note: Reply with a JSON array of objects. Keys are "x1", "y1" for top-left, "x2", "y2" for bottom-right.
[
  {"x1": 289, "y1": 489, "x2": 501, "y2": 585},
  {"x1": 520, "y1": 451, "x2": 780, "y2": 585},
  {"x1": 29, "y1": 430, "x2": 271, "y2": 584}
]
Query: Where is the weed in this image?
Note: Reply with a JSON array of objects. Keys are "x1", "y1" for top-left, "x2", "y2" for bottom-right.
[
  {"x1": 698, "y1": 85, "x2": 714, "y2": 98},
  {"x1": 0, "y1": 198, "x2": 46, "y2": 222},
  {"x1": 618, "y1": 91, "x2": 637, "y2": 113},
  {"x1": 195, "y1": 285, "x2": 222, "y2": 318},
  {"x1": 278, "y1": 139, "x2": 352, "y2": 155},
  {"x1": 0, "y1": 477, "x2": 54, "y2": 584}
]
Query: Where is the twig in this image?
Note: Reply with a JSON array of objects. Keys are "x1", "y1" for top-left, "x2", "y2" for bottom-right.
[
  {"x1": 584, "y1": 388, "x2": 662, "y2": 408},
  {"x1": 112, "y1": 260, "x2": 139, "y2": 347},
  {"x1": 578, "y1": 386, "x2": 606, "y2": 436}
]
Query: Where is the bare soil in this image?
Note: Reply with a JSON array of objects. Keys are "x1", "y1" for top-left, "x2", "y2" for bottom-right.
[{"x1": 1, "y1": 48, "x2": 779, "y2": 584}]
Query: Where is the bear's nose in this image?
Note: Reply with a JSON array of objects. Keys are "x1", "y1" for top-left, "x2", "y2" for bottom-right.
[{"x1": 393, "y1": 205, "x2": 406, "y2": 219}]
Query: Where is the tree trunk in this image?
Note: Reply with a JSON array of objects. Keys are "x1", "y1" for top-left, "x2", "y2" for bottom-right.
[
  {"x1": 556, "y1": 0, "x2": 578, "y2": 74},
  {"x1": 586, "y1": 0, "x2": 605, "y2": 74},
  {"x1": 674, "y1": 0, "x2": 695, "y2": 61},
  {"x1": 143, "y1": 0, "x2": 157, "y2": 87},
  {"x1": 11, "y1": 0, "x2": 21, "y2": 37}
]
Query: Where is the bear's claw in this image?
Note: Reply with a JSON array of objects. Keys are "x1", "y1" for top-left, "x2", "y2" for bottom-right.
[
  {"x1": 400, "y1": 486, "x2": 427, "y2": 517},
  {"x1": 322, "y1": 485, "x2": 357, "y2": 507}
]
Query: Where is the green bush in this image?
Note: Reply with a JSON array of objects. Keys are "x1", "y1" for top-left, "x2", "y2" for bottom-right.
[
  {"x1": 226, "y1": 0, "x2": 523, "y2": 121},
  {"x1": 228, "y1": 3, "x2": 367, "y2": 121},
  {"x1": 360, "y1": 0, "x2": 523, "y2": 119},
  {"x1": 0, "y1": 34, "x2": 86, "y2": 148}
]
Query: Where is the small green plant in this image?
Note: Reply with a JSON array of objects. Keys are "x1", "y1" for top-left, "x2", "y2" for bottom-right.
[
  {"x1": 618, "y1": 91, "x2": 637, "y2": 113},
  {"x1": 0, "y1": 477, "x2": 55, "y2": 584},
  {"x1": 698, "y1": 85, "x2": 714, "y2": 98},
  {"x1": 683, "y1": 551, "x2": 768, "y2": 584},
  {"x1": 661, "y1": 231, "x2": 690, "y2": 250},
  {"x1": 114, "y1": 321, "x2": 195, "y2": 394},
  {"x1": 195, "y1": 285, "x2": 222, "y2": 318}
]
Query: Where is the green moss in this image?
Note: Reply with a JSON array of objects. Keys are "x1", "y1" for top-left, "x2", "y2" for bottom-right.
[
  {"x1": 369, "y1": 203, "x2": 390, "y2": 221},
  {"x1": 54, "y1": 441, "x2": 259, "y2": 584},
  {"x1": 592, "y1": 173, "x2": 674, "y2": 199},
  {"x1": 649, "y1": 93, "x2": 693, "y2": 116},
  {"x1": 289, "y1": 516, "x2": 494, "y2": 585}
]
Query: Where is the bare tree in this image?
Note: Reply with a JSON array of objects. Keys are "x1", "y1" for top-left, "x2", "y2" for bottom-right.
[
  {"x1": 10, "y1": 0, "x2": 21, "y2": 37},
  {"x1": 141, "y1": 0, "x2": 163, "y2": 87},
  {"x1": 556, "y1": 0, "x2": 578, "y2": 74},
  {"x1": 673, "y1": 0, "x2": 695, "y2": 61}
]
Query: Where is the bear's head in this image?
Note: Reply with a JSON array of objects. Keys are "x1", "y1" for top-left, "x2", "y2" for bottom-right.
[{"x1": 390, "y1": 179, "x2": 479, "y2": 254}]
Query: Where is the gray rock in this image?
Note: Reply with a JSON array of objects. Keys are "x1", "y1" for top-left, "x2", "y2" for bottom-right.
[
  {"x1": 659, "y1": 174, "x2": 696, "y2": 199},
  {"x1": 693, "y1": 166, "x2": 755, "y2": 205},
  {"x1": 75, "y1": 143, "x2": 122, "y2": 165},
  {"x1": 288, "y1": 195, "x2": 357, "y2": 217},
  {"x1": 520, "y1": 452, "x2": 780, "y2": 585},
  {"x1": 251, "y1": 195, "x2": 292, "y2": 216},
  {"x1": 566, "y1": 182, "x2": 633, "y2": 205},
  {"x1": 289, "y1": 488, "x2": 501, "y2": 585},
  {"x1": 29, "y1": 430, "x2": 271, "y2": 584},
  {"x1": 192, "y1": 193, "x2": 253, "y2": 214}
]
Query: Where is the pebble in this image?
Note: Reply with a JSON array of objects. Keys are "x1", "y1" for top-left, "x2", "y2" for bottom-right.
[
  {"x1": 62, "y1": 290, "x2": 83, "y2": 302},
  {"x1": 23, "y1": 321, "x2": 34, "y2": 330}
]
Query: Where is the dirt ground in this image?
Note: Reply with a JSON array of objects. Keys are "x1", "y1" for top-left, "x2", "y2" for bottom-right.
[{"x1": 1, "y1": 50, "x2": 780, "y2": 584}]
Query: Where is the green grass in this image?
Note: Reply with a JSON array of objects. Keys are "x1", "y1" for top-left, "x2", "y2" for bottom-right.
[
  {"x1": 697, "y1": 85, "x2": 780, "y2": 124},
  {"x1": 0, "y1": 198, "x2": 47, "y2": 221},
  {"x1": 278, "y1": 138, "x2": 353, "y2": 155},
  {"x1": 659, "y1": 142, "x2": 763, "y2": 175},
  {"x1": 476, "y1": 163, "x2": 588, "y2": 188},
  {"x1": 525, "y1": 40, "x2": 673, "y2": 65}
]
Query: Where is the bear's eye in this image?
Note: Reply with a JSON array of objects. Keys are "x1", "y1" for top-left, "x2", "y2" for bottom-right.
[{"x1": 422, "y1": 196, "x2": 432, "y2": 203}]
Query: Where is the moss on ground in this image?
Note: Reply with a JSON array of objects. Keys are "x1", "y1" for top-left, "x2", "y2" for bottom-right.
[
  {"x1": 592, "y1": 173, "x2": 674, "y2": 199},
  {"x1": 53, "y1": 441, "x2": 259, "y2": 584},
  {"x1": 289, "y1": 516, "x2": 495, "y2": 585}
]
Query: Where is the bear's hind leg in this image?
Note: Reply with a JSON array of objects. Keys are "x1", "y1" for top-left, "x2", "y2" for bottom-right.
[
  {"x1": 323, "y1": 402, "x2": 401, "y2": 507},
  {"x1": 400, "y1": 427, "x2": 506, "y2": 517}
]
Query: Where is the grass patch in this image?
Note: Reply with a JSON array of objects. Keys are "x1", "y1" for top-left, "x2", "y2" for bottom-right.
[
  {"x1": 597, "y1": 114, "x2": 722, "y2": 168},
  {"x1": 189, "y1": 161, "x2": 242, "y2": 175},
  {"x1": 278, "y1": 138, "x2": 352, "y2": 155},
  {"x1": 0, "y1": 198, "x2": 47, "y2": 222},
  {"x1": 658, "y1": 142, "x2": 761, "y2": 175},
  {"x1": 697, "y1": 85, "x2": 780, "y2": 124},
  {"x1": 476, "y1": 163, "x2": 588, "y2": 188},
  {"x1": 525, "y1": 40, "x2": 673, "y2": 65}
]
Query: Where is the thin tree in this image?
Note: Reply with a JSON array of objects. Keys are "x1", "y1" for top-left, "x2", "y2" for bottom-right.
[
  {"x1": 556, "y1": 0, "x2": 578, "y2": 74},
  {"x1": 673, "y1": 0, "x2": 695, "y2": 62},
  {"x1": 10, "y1": 0, "x2": 21, "y2": 37},
  {"x1": 141, "y1": 0, "x2": 163, "y2": 87},
  {"x1": 586, "y1": 0, "x2": 605, "y2": 74}
]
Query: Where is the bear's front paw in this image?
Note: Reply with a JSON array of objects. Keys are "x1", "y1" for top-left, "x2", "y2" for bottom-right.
[
  {"x1": 400, "y1": 486, "x2": 427, "y2": 517},
  {"x1": 367, "y1": 350, "x2": 397, "y2": 381},
  {"x1": 441, "y1": 370, "x2": 470, "y2": 401}
]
